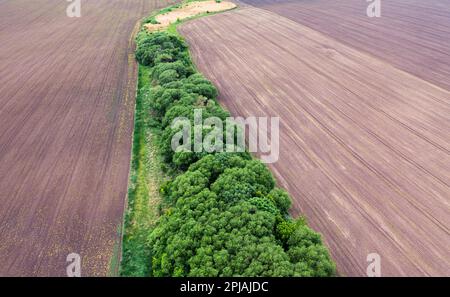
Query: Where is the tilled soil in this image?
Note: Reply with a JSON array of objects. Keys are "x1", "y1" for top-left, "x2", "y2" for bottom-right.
[
  {"x1": 179, "y1": 4, "x2": 450, "y2": 276},
  {"x1": 241, "y1": 0, "x2": 450, "y2": 91},
  {"x1": 0, "y1": 0, "x2": 177, "y2": 276}
]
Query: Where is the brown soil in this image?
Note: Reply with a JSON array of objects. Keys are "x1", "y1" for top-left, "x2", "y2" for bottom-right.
[
  {"x1": 0, "y1": 0, "x2": 178, "y2": 276},
  {"x1": 241, "y1": 0, "x2": 450, "y2": 92}
]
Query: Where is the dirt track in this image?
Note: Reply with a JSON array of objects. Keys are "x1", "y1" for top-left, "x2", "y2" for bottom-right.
[
  {"x1": 179, "y1": 4, "x2": 450, "y2": 276},
  {"x1": 0, "y1": 0, "x2": 176, "y2": 276}
]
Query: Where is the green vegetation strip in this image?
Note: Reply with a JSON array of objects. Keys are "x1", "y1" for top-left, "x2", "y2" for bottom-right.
[{"x1": 121, "y1": 1, "x2": 336, "y2": 276}]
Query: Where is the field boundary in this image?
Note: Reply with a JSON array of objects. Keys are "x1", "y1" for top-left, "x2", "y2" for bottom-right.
[{"x1": 111, "y1": 17, "x2": 144, "y2": 277}]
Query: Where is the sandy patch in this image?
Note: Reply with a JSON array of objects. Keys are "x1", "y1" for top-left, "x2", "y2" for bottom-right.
[{"x1": 145, "y1": 1, "x2": 236, "y2": 32}]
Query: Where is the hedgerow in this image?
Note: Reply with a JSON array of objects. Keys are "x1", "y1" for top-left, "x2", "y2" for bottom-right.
[{"x1": 126, "y1": 29, "x2": 336, "y2": 277}]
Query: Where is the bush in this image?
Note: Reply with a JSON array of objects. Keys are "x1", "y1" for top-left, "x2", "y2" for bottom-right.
[
  {"x1": 158, "y1": 69, "x2": 179, "y2": 85},
  {"x1": 211, "y1": 160, "x2": 275, "y2": 203},
  {"x1": 183, "y1": 73, "x2": 218, "y2": 98},
  {"x1": 135, "y1": 32, "x2": 189, "y2": 67},
  {"x1": 267, "y1": 188, "x2": 292, "y2": 214},
  {"x1": 249, "y1": 197, "x2": 279, "y2": 215},
  {"x1": 187, "y1": 153, "x2": 250, "y2": 183},
  {"x1": 152, "y1": 61, "x2": 194, "y2": 84},
  {"x1": 287, "y1": 225, "x2": 336, "y2": 276},
  {"x1": 148, "y1": 86, "x2": 184, "y2": 117},
  {"x1": 148, "y1": 192, "x2": 295, "y2": 276},
  {"x1": 165, "y1": 171, "x2": 209, "y2": 203},
  {"x1": 157, "y1": 102, "x2": 233, "y2": 170}
]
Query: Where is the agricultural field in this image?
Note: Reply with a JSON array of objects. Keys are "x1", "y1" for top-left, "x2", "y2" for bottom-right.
[
  {"x1": 0, "y1": 0, "x2": 177, "y2": 276},
  {"x1": 179, "y1": 3, "x2": 450, "y2": 276},
  {"x1": 241, "y1": 0, "x2": 450, "y2": 91}
]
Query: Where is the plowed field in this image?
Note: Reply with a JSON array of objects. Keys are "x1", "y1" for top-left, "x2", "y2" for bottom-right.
[{"x1": 0, "y1": 0, "x2": 177, "y2": 276}]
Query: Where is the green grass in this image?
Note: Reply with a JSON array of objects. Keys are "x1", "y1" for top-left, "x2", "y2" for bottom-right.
[
  {"x1": 108, "y1": 223, "x2": 123, "y2": 276},
  {"x1": 120, "y1": 66, "x2": 169, "y2": 276}
]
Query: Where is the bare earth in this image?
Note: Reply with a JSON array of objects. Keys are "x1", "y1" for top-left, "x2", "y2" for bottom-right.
[
  {"x1": 179, "y1": 4, "x2": 450, "y2": 276},
  {"x1": 145, "y1": 0, "x2": 236, "y2": 32},
  {"x1": 0, "y1": 0, "x2": 177, "y2": 276},
  {"x1": 241, "y1": 0, "x2": 450, "y2": 92}
]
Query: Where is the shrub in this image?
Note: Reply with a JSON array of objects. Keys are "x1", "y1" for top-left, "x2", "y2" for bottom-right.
[
  {"x1": 211, "y1": 160, "x2": 275, "y2": 203},
  {"x1": 158, "y1": 102, "x2": 233, "y2": 170},
  {"x1": 187, "y1": 153, "x2": 250, "y2": 183},
  {"x1": 158, "y1": 69, "x2": 179, "y2": 85},
  {"x1": 164, "y1": 171, "x2": 209, "y2": 203},
  {"x1": 135, "y1": 32, "x2": 189, "y2": 67},
  {"x1": 287, "y1": 225, "x2": 336, "y2": 276},
  {"x1": 148, "y1": 192, "x2": 295, "y2": 276},
  {"x1": 276, "y1": 217, "x2": 306, "y2": 243},
  {"x1": 267, "y1": 188, "x2": 292, "y2": 214},
  {"x1": 249, "y1": 197, "x2": 279, "y2": 215},
  {"x1": 148, "y1": 86, "x2": 184, "y2": 117},
  {"x1": 183, "y1": 73, "x2": 218, "y2": 98},
  {"x1": 152, "y1": 61, "x2": 194, "y2": 84}
]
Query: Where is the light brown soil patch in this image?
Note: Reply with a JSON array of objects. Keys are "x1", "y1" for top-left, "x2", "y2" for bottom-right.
[{"x1": 145, "y1": 1, "x2": 236, "y2": 32}]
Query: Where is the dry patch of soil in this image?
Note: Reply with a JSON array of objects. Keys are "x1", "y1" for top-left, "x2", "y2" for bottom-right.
[{"x1": 145, "y1": 1, "x2": 236, "y2": 32}]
